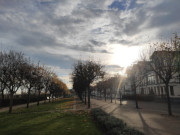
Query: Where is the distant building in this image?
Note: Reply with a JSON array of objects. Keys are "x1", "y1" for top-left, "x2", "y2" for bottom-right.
[
  {"x1": 123, "y1": 51, "x2": 180, "y2": 98},
  {"x1": 137, "y1": 71, "x2": 180, "y2": 97}
]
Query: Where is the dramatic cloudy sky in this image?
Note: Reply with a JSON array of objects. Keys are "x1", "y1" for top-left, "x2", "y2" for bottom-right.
[{"x1": 0, "y1": 0, "x2": 180, "y2": 88}]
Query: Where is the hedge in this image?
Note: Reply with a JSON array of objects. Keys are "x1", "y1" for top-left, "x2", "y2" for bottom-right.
[
  {"x1": 0, "y1": 94, "x2": 46, "y2": 107},
  {"x1": 91, "y1": 108, "x2": 144, "y2": 135}
]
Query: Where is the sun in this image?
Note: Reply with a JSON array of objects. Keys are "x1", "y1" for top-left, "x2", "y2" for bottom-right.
[{"x1": 111, "y1": 45, "x2": 139, "y2": 68}]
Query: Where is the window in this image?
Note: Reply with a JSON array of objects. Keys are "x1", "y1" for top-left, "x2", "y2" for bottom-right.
[
  {"x1": 157, "y1": 86, "x2": 160, "y2": 96},
  {"x1": 161, "y1": 87, "x2": 163, "y2": 95},
  {"x1": 154, "y1": 87, "x2": 156, "y2": 95},
  {"x1": 170, "y1": 86, "x2": 174, "y2": 96}
]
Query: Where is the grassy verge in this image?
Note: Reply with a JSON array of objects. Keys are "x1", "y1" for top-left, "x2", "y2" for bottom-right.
[{"x1": 0, "y1": 98, "x2": 102, "y2": 135}]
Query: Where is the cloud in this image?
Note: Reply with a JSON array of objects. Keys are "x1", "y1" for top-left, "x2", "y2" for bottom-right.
[
  {"x1": 16, "y1": 31, "x2": 57, "y2": 47},
  {"x1": 105, "y1": 64, "x2": 124, "y2": 74},
  {"x1": 64, "y1": 44, "x2": 112, "y2": 54},
  {"x1": 106, "y1": 64, "x2": 123, "y2": 69},
  {"x1": 29, "y1": 52, "x2": 77, "y2": 69},
  {"x1": 89, "y1": 39, "x2": 105, "y2": 47},
  {"x1": 146, "y1": 0, "x2": 180, "y2": 29},
  {"x1": 109, "y1": 38, "x2": 132, "y2": 45},
  {"x1": 0, "y1": 0, "x2": 180, "y2": 88}
]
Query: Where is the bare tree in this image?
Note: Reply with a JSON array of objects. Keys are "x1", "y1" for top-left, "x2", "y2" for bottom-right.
[
  {"x1": 1, "y1": 51, "x2": 27, "y2": 113},
  {"x1": 126, "y1": 62, "x2": 149, "y2": 109},
  {"x1": 35, "y1": 65, "x2": 45, "y2": 106},
  {"x1": 95, "y1": 81, "x2": 104, "y2": 100},
  {"x1": 48, "y1": 74, "x2": 68, "y2": 101},
  {"x1": 173, "y1": 33, "x2": 180, "y2": 83},
  {"x1": 72, "y1": 60, "x2": 105, "y2": 108},
  {"x1": 142, "y1": 34, "x2": 180, "y2": 115},
  {"x1": 0, "y1": 51, "x2": 7, "y2": 106},
  {"x1": 72, "y1": 61, "x2": 87, "y2": 102},
  {"x1": 42, "y1": 67, "x2": 53, "y2": 103},
  {"x1": 23, "y1": 62, "x2": 37, "y2": 108},
  {"x1": 0, "y1": 50, "x2": 69, "y2": 111}
]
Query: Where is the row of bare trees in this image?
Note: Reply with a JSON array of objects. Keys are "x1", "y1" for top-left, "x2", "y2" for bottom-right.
[
  {"x1": 0, "y1": 50, "x2": 69, "y2": 113},
  {"x1": 71, "y1": 60, "x2": 105, "y2": 108},
  {"x1": 92, "y1": 75, "x2": 121, "y2": 103}
]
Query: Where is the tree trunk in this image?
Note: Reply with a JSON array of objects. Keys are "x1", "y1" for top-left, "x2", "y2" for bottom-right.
[
  {"x1": 111, "y1": 89, "x2": 112, "y2": 103},
  {"x1": 9, "y1": 92, "x2": 13, "y2": 113},
  {"x1": 99, "y1": 91, "x2": 101, "y2": 99},
  {"x1": 105, "y1": 89, "x2": 106, "y2": 102},
  {"x1": 85, "y1": 89, "x2": 86, "y2": 105},
  {"x1": 52, "y1": 93, "x2": 55, "y2": 102},
  {"x1": 165, "y1": 84, "x2": 172, "y2": 116},
  {"x1": 1, "y1": 89, "x2": 4, "y2": 106},
  {"x1": 27, "y1": 88, "x2": 31, "y2": 108},
  {"x1": 44, "y1": 91, "x2": 47, "y2": 103},
  {"x1": 49, "y1": 93, "x2": 51, "y2": 102},
  {"x1": 119, "y1": 91, "x2": 122, "y2": 105},
  {"x1": 134, "y1": 83, "x2": 139, "y2": 109},
  {"x1": 37, "y1": 90, "x2": 40, "y2": 106},
  {"x1": 81, "y1": 92, "x2": 84, "y2": 103},
  {"x1": 88, "y1": 86, "x2": 90, "y2": 109}
]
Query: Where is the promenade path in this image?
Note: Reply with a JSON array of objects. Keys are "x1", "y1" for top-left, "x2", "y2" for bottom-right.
[{"x1": 91, "y1": 98, "x2": 180, "y2": 135}]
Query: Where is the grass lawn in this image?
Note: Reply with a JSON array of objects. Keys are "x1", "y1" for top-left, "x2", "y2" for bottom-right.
[{"x1": 0, "y1": 98, "x2": 102, "y2": 135}]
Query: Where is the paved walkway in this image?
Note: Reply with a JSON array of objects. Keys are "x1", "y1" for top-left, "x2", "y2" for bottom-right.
[{"x1": 91, "y1": 98, "x2": 180, "y2": 135}]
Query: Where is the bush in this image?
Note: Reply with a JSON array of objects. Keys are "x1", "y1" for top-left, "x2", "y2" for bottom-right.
[
  {"x1": 96, "y1": 115, "x2": 109, "y2": 128},
  {"x1": 91, "y1": 108, "x2": 109, "y2": 120},
  {"x1": 91, "y1": 108, "x2": 144, "y2": 135},
  {"x1": 121, "y1": 127, "x2": 144, "y2": 135},
  {"x1": 107, "y1": 128, "x2": 122, "y2": 135},
  {"x1": 104, "y1": 116, "x2": 126, "y2": 131}
]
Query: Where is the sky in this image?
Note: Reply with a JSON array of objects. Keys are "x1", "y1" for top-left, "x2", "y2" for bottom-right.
[{"x1": 0, "y1": 0, "x2": 180, "y2": 88}]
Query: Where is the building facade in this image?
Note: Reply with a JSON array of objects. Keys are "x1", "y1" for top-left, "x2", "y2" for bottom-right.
[{"x1": 123, "y1": 57, "x2": 180, "y2": 98}]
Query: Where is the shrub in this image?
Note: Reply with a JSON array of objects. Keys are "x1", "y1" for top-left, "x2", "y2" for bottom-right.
[
  {"x1": 107, "y1": 128, "x2": 122, "y2": 135},
  {"x1": 90, "y1": 108, "x2": 144, "y2": 135},
  {"x1": 96, "y1": 115, "x2": 109, "y2": 128},
  {"x1": 104, "y1": 116, "x2": 126, "y2": 131},
  {"x1": 91, "y1": 108, "x2": 109, "y2": 120},
  {"x1": 121, "y1": 127, "x2": 144, "y2": 135}
]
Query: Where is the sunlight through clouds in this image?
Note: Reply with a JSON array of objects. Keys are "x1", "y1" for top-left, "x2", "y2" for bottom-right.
[{"x1": 111, "y1": 45, "x2": 140, "y2": 68}]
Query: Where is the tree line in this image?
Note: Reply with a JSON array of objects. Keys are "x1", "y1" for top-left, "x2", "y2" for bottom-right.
[
  {"x1": 92, "y1": 75, "x2": 122, "y2": 103},
  {"x1": 71, "y1": 60, "x2": 105, "y2": 108},
  {"x1": 71, "y1": 59, "x2": 123, "y2": 108},
  {"x1": 0, "y1": 50, "x2": 69, "y2": 113},
  {"x1": 71, "y1": 33, "x2": 180, "y2": 116}
]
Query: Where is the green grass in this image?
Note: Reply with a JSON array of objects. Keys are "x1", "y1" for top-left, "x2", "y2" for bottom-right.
[
  {"x1": 0, "y1": 98, "x2": 102, "y2": 135},
  {"x1": 12, "y1": 98, "x2": 74, "y2": 113}
]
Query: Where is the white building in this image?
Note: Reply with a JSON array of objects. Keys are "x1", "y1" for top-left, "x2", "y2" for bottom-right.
[
  {"x1": 137, "y1": 71, "x2": 180, "y2": 98},
  {"x1": 124, "y1": 59, "x2": 180, "y2": 98}
]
